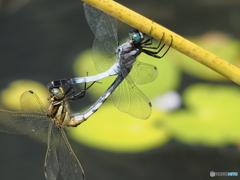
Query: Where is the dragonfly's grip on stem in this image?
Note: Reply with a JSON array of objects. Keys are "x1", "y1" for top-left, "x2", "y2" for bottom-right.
[{"x1": 82, "y1": 0, "x2": 240, "y2": 85}]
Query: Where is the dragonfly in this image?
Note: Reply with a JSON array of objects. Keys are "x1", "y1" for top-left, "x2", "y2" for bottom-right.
[
  {"x1": 0, "y1": 83, "x2": 94, "y2": 180},
  {"x1": 48, "y1": 3, "x2": 172, "y2": 119},
  {"x1": 70, "y1": 73, "x2": 125, "y2": 123}
]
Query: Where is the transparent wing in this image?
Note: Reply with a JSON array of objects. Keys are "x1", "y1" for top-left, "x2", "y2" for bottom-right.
[
  {"x1": 44, "y1": 123, "x2": 85, "y2": 180},
  {"x1": 0, "y1": 110, "x2": 48, "y2": 136},
  {"x1": 0, "y1": 91, "x2": 49, "y2": 142},
  {"x1": 129, "y1": 60, "x2": 158, "y2": 85},
  {"x1": 44, "y1": 122, "x2": 59, "y2": 180},
  {"x1": 45, "y1": 123, "x2": 84, "y2": 180},
  {"x1": 84, "y1": 3, "x2": 117, "y2": 46},
  {"x1": 59, "y1": 129, "x2": 85, "y2": 180},
  {"x1": 92, "y1": 38, "x2": 117, "y2": 72},
  {"x1": 84, "y1": 3, "x2": 118, "y2": 72},
  {"x1": 112, "y1": 79, "x2": 151, "y2": 119},
  {"x1": 20, "y1": 90, "x2": 46, "y2": 112}
]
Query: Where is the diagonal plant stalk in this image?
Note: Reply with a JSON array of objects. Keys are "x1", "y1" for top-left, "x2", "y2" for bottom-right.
[{"x1": 82, "y1": 0, "x2": 240, "y2": 85}]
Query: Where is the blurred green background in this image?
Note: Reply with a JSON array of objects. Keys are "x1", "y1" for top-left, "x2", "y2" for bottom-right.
[{"x1": 1, "y1": 0, "x2": 240, "y2": 180}]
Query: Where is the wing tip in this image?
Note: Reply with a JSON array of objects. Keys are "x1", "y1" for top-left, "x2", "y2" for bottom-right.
[
  {"x1": 149, "y1": 102, "x2": 152, "y2": 107},
  {"x1": 28, "y1": 90, "x2": 34, "y2": 94}
]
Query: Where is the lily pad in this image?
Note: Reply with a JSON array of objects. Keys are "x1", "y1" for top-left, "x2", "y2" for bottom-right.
[
  {"x1": 0, "y1": 80, "x2": 49, "y2": 110},
  {"x1": 68, "y1": 103, "x2": 170, "y2": 152},
  {"x1": 164, "y1": 84, "x2": 240, "y2": 146}
]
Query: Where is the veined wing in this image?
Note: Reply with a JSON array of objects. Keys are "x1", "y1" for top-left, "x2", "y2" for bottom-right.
[
  {"x1": 92, "y1": 38, "x2": 117, "y2": 73},
  {"x1": 84, "y1": 3, "x2": 117, "y2": 45},
  {"x1": 59, "y1": 128, "x2": 85, "y2": 180},
  {"x1": 0, "y1": 91, "x2": 49, "y2": 142},
  {"x1": 44, "y1": 122, "x2": 59, "y2": 180},
  {"x1": 112, "y1": 79, "x2": 151, "y2": 119},
  {"x1": 84, "y1": 3, "x2": 118, "y2": 73},
  {"x1": 20, "y1": 90, "x2": 46, "y2": 113},
  {"x1": 128, "y1": 60, "x2": 158, "y2": 85},
  {"x1": 20, "y1": 91, "x2": 49, "y2": 142},
  {"x1": 0, "y1": 110, "x2": 47, "y2": 135},
  {"x1": 44, "y1": 123, "x2": 85, "y2": 180}
]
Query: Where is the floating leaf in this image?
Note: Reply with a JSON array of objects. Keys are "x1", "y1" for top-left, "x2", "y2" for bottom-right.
[
  {"x1": 0, "y1": 80, "x2": 49, "y2": 110},
  {"x1": 165, "y1": 84, "x2": 240, "y2": 146},
  {"x1": 68, "y1": 103, "x2": 170, "y2": 152}
]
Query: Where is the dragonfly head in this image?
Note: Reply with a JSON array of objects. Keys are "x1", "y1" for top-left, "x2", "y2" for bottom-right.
[
  {"x1": 50, "y1": 87, "x2": 65, "y2": 100},
  {"x1": 129, "y1": 29, "x2": 144, "y2": 44}
]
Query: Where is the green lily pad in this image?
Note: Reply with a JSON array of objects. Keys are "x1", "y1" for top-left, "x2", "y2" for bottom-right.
[
  {"x1": 0, "y1": 80, "x2": 49, "y2": 110},
  {"x1": 165, "y1": 84, "x2": 240, "y2": 146},
  {"x1": 68, "y1": 103, "x2": 170, "y2": 152}
]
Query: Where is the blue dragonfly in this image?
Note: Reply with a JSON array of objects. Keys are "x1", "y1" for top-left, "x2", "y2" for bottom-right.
[{"x1": 48, "y1": 3, "x2": 172, "y2": 120}]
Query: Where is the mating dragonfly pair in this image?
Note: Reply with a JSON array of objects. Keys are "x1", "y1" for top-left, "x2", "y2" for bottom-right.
[{"x1": 0, "y1": 3, "x2": 172, "y2": 180}]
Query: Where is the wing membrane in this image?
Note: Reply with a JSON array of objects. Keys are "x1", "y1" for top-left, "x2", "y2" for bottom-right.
[
  {"x1": 0, "y1": 110, "x2": 46, "y2": 134},
  {"x1": 59, "y1": 129, "x2": 85, "y2": 180},
  {"x1": 84, "y1": 3, "x2": 118, "y2": 72},
  {"x1": 20, "y1": 91, "x2": 46, "y2": 113},
  {"x1": 92, "y1": 38, "x2": 117, "y2": 72},
  {"x1": 44, "y1": 122, "x2": 59, "y2": 180},
  {"x1": 0, "y1": 91, "x2": 49, "y2": 142},
  {"x1": 44, "y1": 123, "x2": 85, "y2": 180},
  {"x1": 112, "y1": 79, "x2": 151, "y2": 119},
  {"x1": 129, "y1": 61, "x2": 158, "y2": 85}
]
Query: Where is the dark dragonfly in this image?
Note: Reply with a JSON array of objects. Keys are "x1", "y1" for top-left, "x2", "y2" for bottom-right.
[
  {"x1": 48, "y1": 3, "x2": 172, "y2": 119},
  {"x1": 0, "y1": 83, "x2": 94, "y2": 180}
]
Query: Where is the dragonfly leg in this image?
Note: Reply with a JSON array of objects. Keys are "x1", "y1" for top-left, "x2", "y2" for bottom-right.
[
  {"x1": 67, "y1": 81, "x2": 97, "y2": 101},
  {"x1": 142, "y1": 33, "x2": 173, "y2": 58}
]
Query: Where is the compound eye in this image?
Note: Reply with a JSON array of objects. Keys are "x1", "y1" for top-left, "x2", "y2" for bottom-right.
[
  {"x1": 51, "y1": 88, "x2": 64, "y2": 99},
  {"x1": 132, "y1": 33, "x2": 140, "y2": 42},
  {"x1": 130, "y1": 29, "x2": 143, "y2": 43}
]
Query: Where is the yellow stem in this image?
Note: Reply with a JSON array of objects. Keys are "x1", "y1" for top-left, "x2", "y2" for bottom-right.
[{"x1": 82, "y1": 0, "x2": 240, "y2": 85}]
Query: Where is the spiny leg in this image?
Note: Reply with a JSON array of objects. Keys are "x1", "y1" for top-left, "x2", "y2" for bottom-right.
[
  {"x1": 141, "y1": 28, "x2": 163, "y2": 48},
  {"x1": 142, "y1": 31, "x2": 165, "y2": 50},
  {"x1": 64, "y1": 72, "x2": 88, "y2": 100},
  {"x1": 66, "y1": 72, "x2": 97, "y2": 101},
  {"x1": 67, "y1": 81, "x2": 97, "y2": 101},
  {"x1": 142, "y1": 33, "x2": 173, "y2": 58},
  {"x1": 62, "y1": 79, "x2": 77, "y2": 97}
]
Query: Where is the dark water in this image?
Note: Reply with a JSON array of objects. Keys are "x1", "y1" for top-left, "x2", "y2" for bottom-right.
[{"x1": 0, "y1": 0, "x2": 240, "y2": 179}]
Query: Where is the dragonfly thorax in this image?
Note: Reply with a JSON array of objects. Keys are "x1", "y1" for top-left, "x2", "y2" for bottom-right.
[
  {"x1": 117, "y1": 41, "x2": 141, "y2": 59},
  {"x1": 47, "y1": 99, "x2": 71, "y2": 128},
  {"x1": 115, "y1": 41, "x2": 141, "y2": 77}
]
